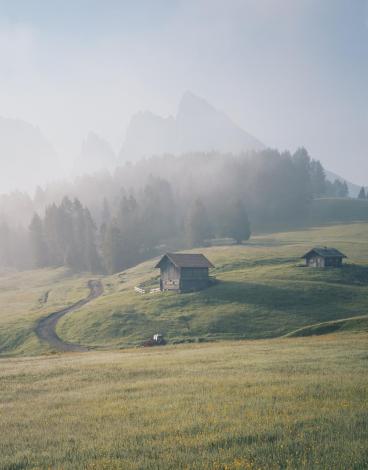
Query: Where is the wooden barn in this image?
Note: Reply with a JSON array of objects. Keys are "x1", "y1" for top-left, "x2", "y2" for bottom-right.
[
  {"x1": 302, "y1": 247, "x2": 347, "y2": 268},
  {"x1": 155, "y1": 253, "x2": 214, "y2": 293}
]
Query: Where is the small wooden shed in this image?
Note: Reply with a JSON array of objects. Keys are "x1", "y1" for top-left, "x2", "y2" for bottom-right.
[
  {"x1": 155, "y1": 253, "x2": 214, "y2": 293},
  {"x1": 302, "y1": 247, "x2": 347, "y2": 268}
]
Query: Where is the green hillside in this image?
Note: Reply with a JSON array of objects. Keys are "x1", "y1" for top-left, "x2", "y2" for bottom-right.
[
  {"x1": 2, "y1": 222, "x2": 368, "y2": 356},
  {"x1": 285, "y1": 315, "x2": 368, "y2": 337},
  {"x1": 56, "y1": 223, "x2": 368, "y2": 350},
  {"x1": 0, "y1": 268, "x2": 92, "y2": 356}
]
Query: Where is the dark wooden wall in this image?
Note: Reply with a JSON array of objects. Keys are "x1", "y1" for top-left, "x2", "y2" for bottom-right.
[{"x1": 160, "y1": 262, "x2": 210, "y2": 292}]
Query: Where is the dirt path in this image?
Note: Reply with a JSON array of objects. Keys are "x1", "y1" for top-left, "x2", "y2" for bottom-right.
[{"x1": 35, "y1": 280, "x2": 103, "y2": 352}]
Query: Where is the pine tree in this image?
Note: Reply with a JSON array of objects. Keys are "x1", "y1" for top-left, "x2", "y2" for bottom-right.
[
  {"x1": 101, "y1": 198, "x2": 111, "y2": 226},
  {"x1": 186, "y1": 199, "x2": 212, "y2": 247},
  {"x1": 0, "y1": 220, "x2": 13, "y2": 267},
  {"x1": 341, "y1": 181, "x2": 349, "y2": 198},
  {"x1": 116, "y1": 195, "x2": 141, "y2": 268},
  {"x1": 43, "y1": 204, "x2": 64, "y2": 266},
  {"x1": 225, "y1": 200, "x2": 251, "y2": 244},
  {"x1": 29, "y1": 213, "x2": 48, "y2": 267},
  {"x1": 358, "y1": 187, "x2": 366, "y2": 199},
  {"x1": 309, "y1": 160, "x2": 326, "y2": 197},
  {"x1": 83, "y1": 207, "x2": 101, "y2": 272},
  {"x1": 140, "y1": 178, "x2": 176, "y2": 252},
  {"x1": 102, "y1": 221, "x2": 124, "y2": 274}
]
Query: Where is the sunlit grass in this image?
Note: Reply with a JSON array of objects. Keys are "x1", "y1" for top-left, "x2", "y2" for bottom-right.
[
  {"x1": 2, "y1": 223, "x2": 368, "y2": 356},
  {"x1": 0, "y1": 267, "x2": 92, "y2": 356},
  {"x1": 0, "y1": 333, "x2": 367, "y2": 469},
  {"x1": 58, "y1": 223, "x2": 368, "y2": 349}
]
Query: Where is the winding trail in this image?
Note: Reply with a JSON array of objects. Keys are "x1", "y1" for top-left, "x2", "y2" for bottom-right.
[{"x1": 35, "y1": 280, "x2": 103, "y2": 352}]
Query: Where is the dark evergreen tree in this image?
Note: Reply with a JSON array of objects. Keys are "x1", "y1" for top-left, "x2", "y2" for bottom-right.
[
  {"x1": 140, "y1": 177, "x2": 176, "y2": 253},
  {"x1": 325, "y1": 179, "x2": 349, "y2": 198},
  {"x1": 44, "y1": 203, "x2": 64, "y2": 266},
  {"x1": 82, "y1": 207, "x2": 101, "y2": 272},
  {"x1": 341, "y1": 181, "x2": 349, "y2": 198},
  {"x1": 101, "y1": 220, "x2": 124, "y2": 274},
  {"x1": 309, "y1": 160, "x2": 326, "y2": 197},
  {"x1": 100, "y1": 198, "x2": 111, "y2": 226},
  {"x1": 29, "y1": 213, "x2": 48, "y2": 267},
  {"x1": 0, "y1": 220, "x2": 12, "y2": 267},
  {"x1": 358, "y1": 187, "x2": 366, "y2": 199},
  {"x1": 186, "y1": 199, "x2": 212, "y2": 247},
  {"x1": 225, "y1": 200, "x2": 251, "y2": 243},
  {"x1": 41, "y1": 198, "x2": 101, "y2": 272}
]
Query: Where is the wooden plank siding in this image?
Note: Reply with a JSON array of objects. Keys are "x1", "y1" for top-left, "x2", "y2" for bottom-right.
[{"x1": 156, "y1": 253, "x2": 214, "y2": 293}]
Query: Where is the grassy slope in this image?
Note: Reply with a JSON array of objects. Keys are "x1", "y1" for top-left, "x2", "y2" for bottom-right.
[
  {"x1": 1, "y1": 333, "x2": 367, "y2": 470},
  {"x1": 285, "y1": 315, "x2": 368, "y2": 337},
  {"x1": 57, "y1": 223, "x2": 368, "y2": 349},
  {"x1": 0, "y1": 268, "x2": 92, "y2": 356},
  {"x1": 2, "y1": 222, "x2": 368, "y2": 356}
]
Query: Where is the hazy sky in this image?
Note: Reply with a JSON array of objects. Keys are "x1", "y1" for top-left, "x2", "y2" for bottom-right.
[{"x1": 0, "y1": 0, "x2": 367, "y2": 184}]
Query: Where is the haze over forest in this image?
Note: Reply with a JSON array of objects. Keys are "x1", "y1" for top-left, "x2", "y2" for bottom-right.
[{"x1": 0, "y1": 0, "x2": 368, "y2": 274}]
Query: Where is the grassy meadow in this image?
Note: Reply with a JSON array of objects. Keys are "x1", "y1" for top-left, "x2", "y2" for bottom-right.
[
  {"x1": 1, "y1": 223, "x2": 368, "y2": 355},
  {"x1": 0, "y1": 222, "x2": 367, "y2": 469},
  {"x1": 0, "y1": 268, "x2": 92, "y2": 356},
  {"x1": 1, "y1": 333, "x2": 367, "y2": 470},
  {"x1": 55, "y1": 223, "x2": 368, "y2": 349}
]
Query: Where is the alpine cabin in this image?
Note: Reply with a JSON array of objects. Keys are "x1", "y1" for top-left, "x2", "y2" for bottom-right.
[
  {"x1": 302, "y1": 247, "x2": 346, "y2": 268},
  {"x1": 155, "y1": 253, "x2": 214, "y2": 293}
]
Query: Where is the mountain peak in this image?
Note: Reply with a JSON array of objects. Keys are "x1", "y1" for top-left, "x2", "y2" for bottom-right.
[
  {"x1": 119, "y1": 92, "x2": 264, "y2": 162},
  {"x1": 0, "y1": 117, "x2": 58, "y2": 193},
  {"x1": 74, "y1": 132, "x2": 117, "y2": 175},
  {"x1": 178, "y1": 91, "x2": 215, "y2": 117}
]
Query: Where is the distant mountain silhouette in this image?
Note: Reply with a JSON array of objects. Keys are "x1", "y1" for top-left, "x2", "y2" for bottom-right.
[
  {"x1": 119, "y1": 91, "x2": 264, "y2": 162},
  {"x1": 74, "y1": 132, "x2": 117, "y2": 175},
  {"x1": 0, "y1": 117, "x2": 58, "y2": 193}
]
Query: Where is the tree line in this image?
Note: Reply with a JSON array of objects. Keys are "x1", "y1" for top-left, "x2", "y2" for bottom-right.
[
  {"x1": 0, "y1": 148, "x2": 359, "y2": 273},
  {"x1": 27, "y1": 185, "x2": 251, "y2": 274}
]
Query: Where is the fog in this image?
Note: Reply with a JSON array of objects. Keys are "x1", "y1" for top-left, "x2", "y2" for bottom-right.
[{"x1": 0, "y1": 0, "x2": 367, "y2": 194}]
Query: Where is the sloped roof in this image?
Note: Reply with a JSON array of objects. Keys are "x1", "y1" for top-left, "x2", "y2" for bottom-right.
[
  {"x1": 302, "y1": 247, "x2": 347, "y2": 259},
  {"x1": 155, "y1": 253, "x2": 214, "y2": 269}
]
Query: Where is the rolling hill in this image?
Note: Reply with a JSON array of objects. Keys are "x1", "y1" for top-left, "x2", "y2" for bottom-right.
[
  {"x1": 1, "y1": 222, "x2": 367, "y2": 469},
  {"x1": 2, "y1": 222, "x2": 368, "y2": 357}
]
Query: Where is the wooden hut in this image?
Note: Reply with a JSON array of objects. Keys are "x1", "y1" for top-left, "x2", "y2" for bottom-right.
[
  {"x1": 155, "y1": 253, "x2": 214, "y2": 293},
  {"x1": 302, "y1": 247, "x2": 346, "y2": 268}
]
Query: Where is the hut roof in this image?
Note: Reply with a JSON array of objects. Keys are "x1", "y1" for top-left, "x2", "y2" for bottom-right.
[
  {"x1": 155, "y1": 253, "x2": 214, "y2": 269},
  {"x1": 301, "y1": 247, "x2": 347, "y2": 259}
]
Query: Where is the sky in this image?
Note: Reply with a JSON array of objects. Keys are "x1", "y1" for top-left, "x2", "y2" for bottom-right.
[{"x1": 0, "y1": 0, "x2": 367, "y2": 185}]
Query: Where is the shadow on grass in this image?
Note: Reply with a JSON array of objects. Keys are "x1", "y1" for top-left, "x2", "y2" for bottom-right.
[{"x1": 200, "y1": 280, "x2": 356, "y2": 311}]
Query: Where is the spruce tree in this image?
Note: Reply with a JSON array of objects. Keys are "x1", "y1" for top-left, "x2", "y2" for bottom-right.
[
  {"x1": 101, "y1": 198, "x2": 111, "y2": 226},
  {"x1": 226, "y1": 200, "x2": 251, "y2": 244},
  {"x1": 0, "y1": 220, "x2": 13, "y2": 267},
  {"x1": 83, "y1": 207, "x2": 100, "y2": 272},
  {"x1": 358, "y1": 187, "x2": 366, "y2": 199},
  {"x1": 102, "y1": 221, "x2": 125, "y2": 274},
  {"x1": 309, "y1": 160, "x2": 326, "y2": 197},
  {"x1": 29, "y1": 213, "x2": 48, "y2": 267},
  {"x1": 186, "y1": 199, "x2": 212, "y2": 247},
  {"x1": 341, "y1": 181, "x2": 349, "y2": 198}
]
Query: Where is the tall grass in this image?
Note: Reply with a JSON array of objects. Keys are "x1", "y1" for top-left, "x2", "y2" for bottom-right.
[
  {"x1": 0, "y1": 268, "x2": 92, "y2": 356},
  {"x1": 0, "y1": 334, "x2": 367, "y2": 469}
]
